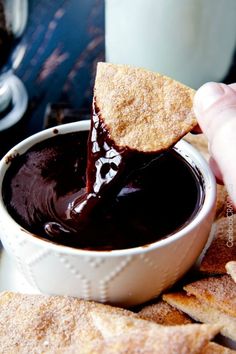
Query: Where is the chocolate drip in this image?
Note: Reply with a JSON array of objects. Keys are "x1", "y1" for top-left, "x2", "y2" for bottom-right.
[
  {"x1": 69, "y1": 101, "x2": 163, "y2": 224},
  {"x1": 67, "y1": 102, "x2": 128, "y2": 224}
]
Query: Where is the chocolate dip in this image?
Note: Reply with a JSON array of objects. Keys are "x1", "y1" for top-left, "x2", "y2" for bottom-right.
[{"x1": 3, "y1": 125, "x2": 203, "y2": 251}]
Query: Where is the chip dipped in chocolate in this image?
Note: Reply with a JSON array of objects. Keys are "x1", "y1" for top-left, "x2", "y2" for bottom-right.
[{"x1": 94, "y1": 62, "x2": 197, "y2": 152}]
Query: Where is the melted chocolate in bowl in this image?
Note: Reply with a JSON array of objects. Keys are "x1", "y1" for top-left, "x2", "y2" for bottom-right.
[{"x1": 2, "y1": 123, "x2": 204, "y2": 251}]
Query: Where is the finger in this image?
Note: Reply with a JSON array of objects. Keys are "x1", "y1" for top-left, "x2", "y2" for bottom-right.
[
  {"x1": 229, "y1": 83, "x2": 236, "y2": 91},
  {"x1": 194, "y1": 82, "x2": 236, "y2": 207}
]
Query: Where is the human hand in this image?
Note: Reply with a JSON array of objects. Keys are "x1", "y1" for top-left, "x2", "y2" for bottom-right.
[{"x1": 193, "y1": 82, "x2": 236, "y2": 208}]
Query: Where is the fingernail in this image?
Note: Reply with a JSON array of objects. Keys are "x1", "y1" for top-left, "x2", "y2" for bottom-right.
[{"x1": 194, "y1": 82, "x2": 225, "y2": 114}]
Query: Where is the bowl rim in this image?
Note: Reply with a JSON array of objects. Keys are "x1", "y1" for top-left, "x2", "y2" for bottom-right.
[{"x1": 0, "y1": 120, "x2": 216, "y2": 257}]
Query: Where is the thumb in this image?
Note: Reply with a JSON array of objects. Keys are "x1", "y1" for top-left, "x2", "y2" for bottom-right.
[{"x1": 193, "y1": 82, "x2": 236, "y2": 208}]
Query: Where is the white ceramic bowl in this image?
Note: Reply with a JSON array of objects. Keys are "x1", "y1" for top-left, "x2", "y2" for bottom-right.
[{"x1": 0, "y1": 121, "x2": 216, "y2": 307}]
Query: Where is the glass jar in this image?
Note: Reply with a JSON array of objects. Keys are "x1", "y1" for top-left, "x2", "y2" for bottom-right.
[{"x1": 105, "y1": 0, "x2": 236, "y2": 88}]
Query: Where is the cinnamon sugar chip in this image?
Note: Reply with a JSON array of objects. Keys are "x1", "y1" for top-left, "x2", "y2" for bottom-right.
[
  {"x1": 184, "y1": 133, "x2": 209, "y2": 161},
  {"x1": 184, "y1": 275, "x2": 236, "y2": 317},
  {"x1": 138, "y1": 299, "x2": 193, "y2": 325},
  {"x1": 183, "y1": 134, "x2": 231, "y2": 221},
  {"x1": 0, "y1": 291, "x2": 219, "y2": 353},
  {"x1": 226, "y1": 261, "x2": 236, "y2": 283},
  {"x1": 83, "y1": 320, "x2": 219, "y2": 354},
  {"x1": 215, "y1": 185, "x2": 231, "y2": 221},
  {"x1": 163, "y1": 291, "x2": 236, "y2": 341},
  {"x1": 94, "y1": 62, "x2": 197, "y2": 152},
  {"x1": 0, "y1": 292, "x2": 137, "y2": 353},
  {"x1": 200, "y1": 216, "x2": 236, "y2": 274}
]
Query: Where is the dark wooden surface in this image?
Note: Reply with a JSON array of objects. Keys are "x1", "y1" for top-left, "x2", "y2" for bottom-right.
[{"x1": 17, "y1": 0, "x2": 104, "y2": 131}]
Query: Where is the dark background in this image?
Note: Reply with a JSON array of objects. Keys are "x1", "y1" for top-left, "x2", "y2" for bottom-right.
[
  {"x1": 17, "y1": 0, "x2": 105, "y2": 133},
  {"x1": 0, "y1": 0, "x2": 104, "y2": 155},
  {"x1": 1, "y1": 0, "x2": 236, "y2": 156}
]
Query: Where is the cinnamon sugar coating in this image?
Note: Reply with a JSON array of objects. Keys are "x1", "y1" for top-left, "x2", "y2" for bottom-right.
[
  {"x1": 94, "y1": 62, "x2": 197, "y2": 152},
  {"x1": 0, "y1": 292, "x2": 219, "y2": 353},
  {"x1": 184, "y1": 275, "x2": 236, "y2": 317}
]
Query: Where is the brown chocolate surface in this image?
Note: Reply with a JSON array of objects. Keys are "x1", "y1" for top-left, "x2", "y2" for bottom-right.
[{"x1": 3, "y1": 127, "x2": 202, "y2": 250}]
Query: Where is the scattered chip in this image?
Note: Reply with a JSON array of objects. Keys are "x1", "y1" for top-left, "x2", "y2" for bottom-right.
[
  {"x1": 138, "y1": 299, "x2": 193, "y2": 325},
  {"x1": 200, "y1": 216, "x2": 236, "y2": 274},
  {"x1": 0, "y1": 291, "x2": 137, "y2": 352},
  {"x1": 215, "y1": 185, "x2": 232, "y2": 221},
  {"x1": 184, "y1": 133, "x2": 209, "y2": 161},
  {"x1": 94, "y1": 62, "x2": 197, "y2": 152},
  {"x1": 86, "y1": 310, "x2": 219, "y2": 354},
  {"x1": 163, "y1": 292, "x2": 236, "y2": 341},
  {"x1": 0, "y1": 292, "x2": 219, "y2": 353},
  {"x1": 183, "y1": 133, "x2": 233, "y2": 221},
  {"x1": 184, "y1": 275, "x2": 236, "y2": 317},
  {"x1": 226, "y1": 261, "x2": 236, "y2": 283}
]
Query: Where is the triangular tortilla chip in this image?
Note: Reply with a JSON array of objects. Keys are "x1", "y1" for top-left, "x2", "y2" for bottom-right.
[
  {"x1": 0, "y1": 291, "x2": 137, "y2": 352},
  {"x1": 183, "y1": 134, "x2": 230, "y2": 221},
  {"x1": 184, "y1": 275, "x2": 236, "y2": 317},
  {"x1": 0, "y1": 291, "x2": 220, "y2": 354},
  {"x1": 226, "y1": 261, "x2": 236, "y2": 283},
  {"x1": 94, "y1": 62, "x2": 197, "y2": 152},
  {"x1": 138, "y1": 299, "x2": 193, "y2": 325},
  {"x1": 184, "y1": 133, "x2": 210, "y2": 161},
  {"x1": 200, "y1": 216, "x2": 236, "y2": 274},
  {"x1": 215, "y1": 185, "x2": 231, "y2": 220},
  {"x1": 163, "y1": 292, "x2": 236, "y2": 340},
  {"x1": 85, "y1": 310, "x2": 219, "y2": 354}
]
